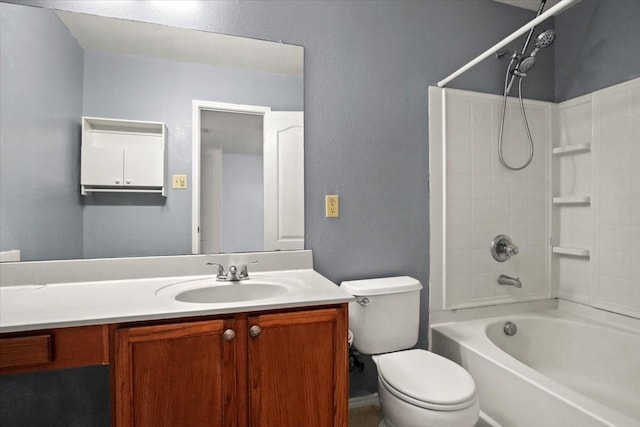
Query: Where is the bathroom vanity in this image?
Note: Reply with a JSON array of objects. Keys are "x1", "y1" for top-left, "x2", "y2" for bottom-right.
[{"x1": 0, "y1": 252, "x2": 351, "y2": 426}]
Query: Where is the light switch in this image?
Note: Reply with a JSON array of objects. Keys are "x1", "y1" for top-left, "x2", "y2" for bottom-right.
[{"x1": 172, "y1": 174, "x2": 187, "y2": 189}]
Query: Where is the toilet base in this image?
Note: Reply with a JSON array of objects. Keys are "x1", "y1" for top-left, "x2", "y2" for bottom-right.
[{"x1": 378, "y1": 379, "x2": 479, "y2": 427}]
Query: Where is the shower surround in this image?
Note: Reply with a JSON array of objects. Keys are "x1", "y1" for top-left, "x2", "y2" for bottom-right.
[
  {"x1": 429, "y1": 77, "x2": 640, "y2": 319},
  {"x1": 430, "y1": 87, "x2": 552, "y2": 310}
]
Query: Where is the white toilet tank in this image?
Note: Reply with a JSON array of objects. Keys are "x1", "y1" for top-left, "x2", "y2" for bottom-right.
[{"x1": 341, "y1": 276, "x2": 422, "y2": 354}]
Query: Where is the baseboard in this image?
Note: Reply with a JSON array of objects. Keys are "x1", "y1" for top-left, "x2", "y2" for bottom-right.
[
  {"x1": 348, "y1": 393, "x2": 379, "y2": 409},
  {"x1": 477, "y1": 410, "x2": 501, "y2": 427}
]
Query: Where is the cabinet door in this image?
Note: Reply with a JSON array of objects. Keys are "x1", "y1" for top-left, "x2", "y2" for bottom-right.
[
  {"x1": 123, "y1": 147, "x2": 164, "y2": 187},
  {"x1": 115, "y1": 319, "x2": 238, "y2": 427},
  {"x1": 81, "y1": 146, "x2": 124, "y2": 186},
  {"x1": 247, "y1": 307, "x2": 348, "y2": 427}
]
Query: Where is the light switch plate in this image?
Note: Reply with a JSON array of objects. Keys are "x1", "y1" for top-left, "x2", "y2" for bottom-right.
[{"x1": 172, "y1": 174, "x2": 187, "y2": 189}]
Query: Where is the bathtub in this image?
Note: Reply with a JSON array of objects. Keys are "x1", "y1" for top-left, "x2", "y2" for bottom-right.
[{"x1": 431, "y1": 308, "x2": 640, "y2": 427}]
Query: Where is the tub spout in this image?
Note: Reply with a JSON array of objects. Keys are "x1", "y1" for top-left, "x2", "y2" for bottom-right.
[{"x1": 498, "y1": 274, "x2": 522, "y2": 288}]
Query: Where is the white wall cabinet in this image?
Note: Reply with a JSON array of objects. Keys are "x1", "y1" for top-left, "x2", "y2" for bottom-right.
[{"x1": 81, "y1": 117, "x2": 166, "y2": 196}]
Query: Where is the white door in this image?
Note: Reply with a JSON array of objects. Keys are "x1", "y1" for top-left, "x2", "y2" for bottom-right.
[{"x1": 263, "y1": 112, "x2": 304, "y2": 251}]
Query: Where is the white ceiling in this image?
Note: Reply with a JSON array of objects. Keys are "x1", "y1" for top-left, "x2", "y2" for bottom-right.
[
  {"x1": 55, "y1": 10, "x2": 303, "y2": 77},
  {"x1": 201, "y1": 111, "x2": 263, "y2": 156},
  {"x1": 493, "y1": 0, "x2": 563, "y2": 11}
]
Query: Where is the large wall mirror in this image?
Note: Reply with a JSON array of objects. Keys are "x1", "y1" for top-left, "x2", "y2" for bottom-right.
[{"x1": 0, "y1": 2, "x2": 304, "y2": 262}]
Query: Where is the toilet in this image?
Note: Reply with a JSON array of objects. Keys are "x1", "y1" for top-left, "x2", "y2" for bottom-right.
[{"x1": 341, "y1": 276, "x2": 479, "y2": 427}]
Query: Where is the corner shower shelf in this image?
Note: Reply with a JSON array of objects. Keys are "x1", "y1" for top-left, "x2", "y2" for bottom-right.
[
  {"x1": 552, "y1": 143, "x2": 591, "y2": 155},
  {"x1": 552, "y1": 196, "x2": 591, "y2": 205},
  {"x1": 552, "y1": 246, "x2": 590, "y2": 258}
]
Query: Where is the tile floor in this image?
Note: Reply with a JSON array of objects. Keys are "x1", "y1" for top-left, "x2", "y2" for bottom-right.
[{"x1": 349, "y1": 404, "x2": 382, "y2": 426}]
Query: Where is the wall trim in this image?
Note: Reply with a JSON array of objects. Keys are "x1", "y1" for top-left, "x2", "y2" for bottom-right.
[{"x1": 348, "y1": 393, "x2": 379, "y2": 409}]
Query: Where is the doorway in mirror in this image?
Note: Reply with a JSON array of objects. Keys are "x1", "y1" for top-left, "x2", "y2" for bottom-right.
[{"x1": 192, "y1": 101, "x2": 304, "y2": 254}]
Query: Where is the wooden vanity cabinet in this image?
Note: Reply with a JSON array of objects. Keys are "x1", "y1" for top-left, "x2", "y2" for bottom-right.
[
  {"x1": 113, "y1": 305, "x2": 348, "y2": 427},
  {"x1": 247, "y1": 309, "x2": 348, "y2": 427},
  {"x1": 114, "y1": 318, "x2": 238, "y2": 427}
]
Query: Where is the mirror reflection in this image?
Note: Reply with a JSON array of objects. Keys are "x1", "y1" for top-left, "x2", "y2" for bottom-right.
[{"x1": 0, "y1": 3, "x2": 304, "y2": 262}]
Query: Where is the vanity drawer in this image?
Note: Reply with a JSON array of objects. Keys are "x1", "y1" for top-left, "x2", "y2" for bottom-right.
[
  {"x1": 0, "y1": 325, "x2": 109, "y2": 375},
  {"x1": 0, "y1": 334, "x2": 52, "y2": 368}
]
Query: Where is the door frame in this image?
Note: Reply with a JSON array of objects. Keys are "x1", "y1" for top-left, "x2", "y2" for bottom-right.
[{"x1": 191, "y1": 100, "x2": 271, "y2": 254}]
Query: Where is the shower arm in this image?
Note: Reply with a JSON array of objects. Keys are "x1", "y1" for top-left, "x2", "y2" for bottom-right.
[{"x1": 436, "y1": 0, "x2": 576, "y2": 88}]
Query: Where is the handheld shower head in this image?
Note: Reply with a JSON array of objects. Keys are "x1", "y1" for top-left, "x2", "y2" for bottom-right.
[
  {"x1": 513, "y1": 29, "x2": 556, "y2": 77},
  {"x1": 514, "y1": 56, "x2": 536, "y2": 76},
  {"x1": 534, "y1": 29, "x2": 556, "y2": 49},
  {"x1": 530, "y1": 29, "x2": 556, "y2": 57}
]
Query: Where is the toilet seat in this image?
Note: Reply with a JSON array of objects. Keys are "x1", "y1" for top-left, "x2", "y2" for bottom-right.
[{"x1": 373, "y1": 349, "x2": 477, "y2": 411}]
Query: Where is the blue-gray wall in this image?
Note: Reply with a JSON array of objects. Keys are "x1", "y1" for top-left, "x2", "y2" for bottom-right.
[
  {"x1": 555, "y1": 0, "x2": 640, "y2": 102},
  {"x1": 81, "y1": 49, "x2": 302, "y2": 258},
  {"x1": 0, "y1": 2, "x2": 84, "y2": 260}
]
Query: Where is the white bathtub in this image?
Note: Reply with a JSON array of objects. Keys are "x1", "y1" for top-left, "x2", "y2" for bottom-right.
[{"x1": 431, "y1": 308, "x2": 640, "y2": 427}]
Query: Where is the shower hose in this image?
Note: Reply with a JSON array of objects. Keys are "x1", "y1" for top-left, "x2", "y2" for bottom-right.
[{"x1": 498, "y1": 66, "x2": 535, "y2": 171}]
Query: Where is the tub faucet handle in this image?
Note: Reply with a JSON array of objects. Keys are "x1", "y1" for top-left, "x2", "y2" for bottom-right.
[
  {"x1": 491, "y1": 234, "x2": 519, "y2": 262},
  {"x1": 505, "y1": 243, "x2": 519, "y2": 256}
]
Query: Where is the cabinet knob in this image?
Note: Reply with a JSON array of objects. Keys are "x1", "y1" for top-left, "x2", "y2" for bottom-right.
[
  {"x1": 249, "y1": 325, "x2": 261, "y2": 338},
  {"x1": 222, "y1": 329, "x2": 236, "y2": 342},
  {"x1": 126, "y1": 179, "x2": 132, "y2": 185},
  {"x1": 115, "y1": 179, "x2": 121, "y2": 184}
]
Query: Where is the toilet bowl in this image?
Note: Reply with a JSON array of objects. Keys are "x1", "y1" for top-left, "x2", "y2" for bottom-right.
[
  {"x1": 341, "y1": 277, "x2": 479, "y2": 427},
  {"x1": 373, "y1": 349, "x2": 479, "y2": 427}
]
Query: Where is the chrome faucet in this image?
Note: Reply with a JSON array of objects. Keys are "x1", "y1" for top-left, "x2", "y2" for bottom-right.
[
  {"x1": 227, "y1": 265, "x2": 241, "y2": 281},
  {"x1": 491, "y1": 234, "x2": 519, "y2": 262},
  {"x1": 498, "y1": 274, "x2": 522, "y2": 288},
  {"x1": 207, "y1": 261, "x2": 258, "y2": 281}
]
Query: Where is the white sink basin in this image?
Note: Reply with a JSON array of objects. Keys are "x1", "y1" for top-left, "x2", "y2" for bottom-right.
[
  {"x1": 155, "y1": 276, "x2": 305, "y2": 305},
  {"x1": 175, "y1": 282, "x2": 289, "y2": 303}
]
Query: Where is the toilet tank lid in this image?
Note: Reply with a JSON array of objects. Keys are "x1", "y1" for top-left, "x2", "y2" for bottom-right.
[{"x1": 340, "y1": 276, "x2": 422, "y2": 296}]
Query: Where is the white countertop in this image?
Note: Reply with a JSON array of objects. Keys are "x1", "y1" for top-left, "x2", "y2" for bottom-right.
[{"x1": 0, "y1": 269, "x2": 354, "y2": 333}]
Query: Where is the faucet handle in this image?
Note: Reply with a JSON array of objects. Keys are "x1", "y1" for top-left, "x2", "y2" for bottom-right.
[
  {"x1": 491, "y1": 234, "x2": 519, "y2": 262},
  {"x1": 240, "y1": 261, "x2": 258, "y2": 279},
  {"x1": 207, "y1": 262, "x2": 226, "y2": 279},
  {"x1": 505, "y1": 243, "x2": 519, "y2": 256}
]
